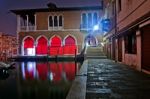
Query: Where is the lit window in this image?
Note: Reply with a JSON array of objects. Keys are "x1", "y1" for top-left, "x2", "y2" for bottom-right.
[
  {"x1": 82, "y1": 13, "x2": 87, "y2": 28},
  {"x1": 81, "y1": 12, "x2": 98, "y2": 30},
  {"x1": 93, "y1": 13, "x2": 98, "y2": 26},
  {"x1": 88, "y1": 13, "x2": 92, "y2": 28}
]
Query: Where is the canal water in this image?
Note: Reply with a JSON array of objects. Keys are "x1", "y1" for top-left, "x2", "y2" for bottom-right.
[{"x1": 0, "y1": 61, "x2": 82, "y2": 99}]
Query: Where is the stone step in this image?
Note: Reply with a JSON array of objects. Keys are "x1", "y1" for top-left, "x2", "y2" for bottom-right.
[{"x1": 86, "y1": 46, "x2": 106, "y2": 58}]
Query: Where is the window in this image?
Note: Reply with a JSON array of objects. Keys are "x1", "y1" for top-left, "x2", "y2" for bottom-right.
[
  {"x1": 82, "y1": 13, "x2": 87, "y2": 28},
  {"x1": 59, "y1": 16, "x2": 62, "y2": 26},
  {"x1": 49, "y1": 16, "x2": 53, "y2": 27},
  {"x1": 93, "y1": 13, "x2": 98, "y2": 26},
  {"x1": 81, "y1": 12, "x2": 98, "y2": 30},
  {"x1": 48, "y1": 15, "x2": 63, "y2": 30},
  {"x1": 54, "y1": 16, "x2": 58, "y2": 27},
  {"x1": 125, "y1": 32, "x2": 136, "y2": 54},
  {"x1": 88, "y1": 13, "x2": 92, "y2": 28}
]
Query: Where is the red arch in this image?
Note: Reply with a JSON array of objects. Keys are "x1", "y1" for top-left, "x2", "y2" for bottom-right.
[
  {"x1": 24, "y1": 37, "x2": 34, "y2": 48},
  {"x1": 24, "y1": 37, "x2": 34, "y2": 55},
  {"x1": 65, "y1": 36, "x2": 76, "y2": 46},
  {"x1": 64, "y1": 36, "x2": 77, "y2": 55},
  {"x1": 36, "y1": 36, "x2": 48, "y2": 55},
  {"x1": 49, "y1": 36, "x2": 63, "y2": 55}
]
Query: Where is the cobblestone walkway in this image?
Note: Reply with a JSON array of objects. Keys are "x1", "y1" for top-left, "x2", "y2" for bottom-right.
[{"x1": 86, "y1": 59, "x2": 150, "y2": 99}]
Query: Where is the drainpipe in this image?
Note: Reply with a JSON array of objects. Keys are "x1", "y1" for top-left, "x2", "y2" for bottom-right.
[{"x1": 114, "y1": 0, "x2": 117, "y2": 62}]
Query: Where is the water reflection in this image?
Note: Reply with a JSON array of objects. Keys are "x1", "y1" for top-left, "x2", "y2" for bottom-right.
[
  {"x1": 21, "y1": 62, "x2": 78, "y2": 82},
  {"x1": 0, "y1": 69, "x2": 9, "y2": 80},
  {"x1": 18, "y1": 61, "x2": 80, "y2": 99}
]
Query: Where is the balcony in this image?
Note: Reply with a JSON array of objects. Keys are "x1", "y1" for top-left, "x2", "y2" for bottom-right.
[
  {"x1": 48, "y1": 26, "x2": 63, "y2": 31},
  {"x1": 19, "y1": 26, "x2": 36, "y2": 31},
  {"x1": 17, "y1": 14, "x2": 36, "y2": 32}
]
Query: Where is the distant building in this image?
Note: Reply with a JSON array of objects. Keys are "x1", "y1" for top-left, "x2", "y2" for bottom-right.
[
  {"x1": 11, "y1": 3, "x2": 103, "y2": 56},
  {"x1": 0, "y1": 32, "x2": 17, "y2": 61},
  {"x1": 103, "y1": 0, "x2": 150, "y2": 73}
]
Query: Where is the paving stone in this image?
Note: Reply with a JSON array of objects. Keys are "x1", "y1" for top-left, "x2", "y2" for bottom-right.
[{"x1": 86, "y1": 59, "x2": 150, "y2": 99}]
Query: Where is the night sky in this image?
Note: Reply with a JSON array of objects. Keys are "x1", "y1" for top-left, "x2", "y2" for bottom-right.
[{"x1": 0, "y1": 0, "x2": 100, "y2": 35}]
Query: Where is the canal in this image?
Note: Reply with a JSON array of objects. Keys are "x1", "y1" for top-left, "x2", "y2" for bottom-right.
[{"x1": 0, "y1": 61, "x2": 82, "y2": 99}]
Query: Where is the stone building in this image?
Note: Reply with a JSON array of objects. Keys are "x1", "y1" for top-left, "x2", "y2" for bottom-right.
[
  {"x1": 103, "y1": 0, "x2": 150, "y2": 73},
  {"x1": 11, "y1": 3, "x2": 103, "y2": 56},
  {"x1": 0, "y1": 32, "x2": 17, "y2": 61}
]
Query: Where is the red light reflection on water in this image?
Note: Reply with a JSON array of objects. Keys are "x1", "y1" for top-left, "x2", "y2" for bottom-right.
[{"x1": 21, "y1": 62, "x2": 77, "y2": 82}]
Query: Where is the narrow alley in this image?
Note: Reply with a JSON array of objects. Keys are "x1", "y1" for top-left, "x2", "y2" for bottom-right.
[{"x1": 86, "y1": 59, "x2": 150, "y2": 99}]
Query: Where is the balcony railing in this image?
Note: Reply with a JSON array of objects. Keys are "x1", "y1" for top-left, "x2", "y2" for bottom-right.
[
  {"x1": 19, "y1": 26, "x2": 36, "y2": 31},
  {"x1": 48, "y1": 26, "x2": 63, "y2": 31}
]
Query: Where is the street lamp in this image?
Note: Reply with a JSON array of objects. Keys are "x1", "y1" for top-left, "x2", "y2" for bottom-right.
[{"x1": 93, "y1": 24, "x2": 99, "y2": 31}]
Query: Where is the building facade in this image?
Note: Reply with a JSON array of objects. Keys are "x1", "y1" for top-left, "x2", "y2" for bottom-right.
[
  {"x1": 102, "y1": 0, "x2": 116, "y2": 59},
  {"x1": 103, "y1": 0, "x2": 150, "y2": 73},
  {"x1": 0, "y1": 32, "x2": 17, "y2": 61},
  {"x1": 11, "y1": 3, "x2": 103, "y2": 56}
]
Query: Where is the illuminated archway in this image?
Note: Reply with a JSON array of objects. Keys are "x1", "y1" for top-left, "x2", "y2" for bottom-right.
[
  {"x1": 64, "y1": 35, "x2": 77, "y2": 55},
  {"x1": 36, "y1": 36, "x2": 48, "y2": 55},
  {"x1": 85, "y1": 34, "x2": 97, "y2": 46},
  {"x1": 49, "y1": 35, "x2": 62, "y2": 55},
  {"x1": 23, "y1": 36, "x2": 35, "y2": 56}
]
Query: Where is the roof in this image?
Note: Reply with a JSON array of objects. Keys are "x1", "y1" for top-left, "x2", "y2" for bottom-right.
[
  {"x1": 0, "y1": 32, "x2": 16, "y2": 37},
  {"x1": 11, "y1": 6, "x2": 102, "y2": 15}
]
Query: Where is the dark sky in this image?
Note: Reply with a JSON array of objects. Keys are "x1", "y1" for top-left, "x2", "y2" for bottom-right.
[{"x1": 0, "y1": 0, "x2": 100, "y2": 35}]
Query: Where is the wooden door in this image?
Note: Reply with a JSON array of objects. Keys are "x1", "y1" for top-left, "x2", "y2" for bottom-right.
[{"x1": 142, "y1": 25, "x2": 150, "y2": 71}]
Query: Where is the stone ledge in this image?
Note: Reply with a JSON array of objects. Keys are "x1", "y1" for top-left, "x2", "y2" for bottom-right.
[{"x1": 66, "y1": 60, "x2": 88, "y2": 99}]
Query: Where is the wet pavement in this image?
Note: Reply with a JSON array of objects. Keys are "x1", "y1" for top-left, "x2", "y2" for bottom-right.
[{"x1": 86, "y1": 59, "x2": 150, "y2": 99}]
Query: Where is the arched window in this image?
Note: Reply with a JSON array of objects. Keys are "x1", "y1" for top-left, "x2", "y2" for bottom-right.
[
  {"x1": 48, "y1": 15, "x2": 63, "y2": 30},
  {"x1": 88, "y1": 13, "x2": 92, "y2": 28},
  {"x1": 81, "y1": 12, "x2": 98, "y2": 30},
  {"x1": 93, "y1": 12, "x2": 98, "y2": 26},
  {"x1": 36, "y1": 36, "x2": 48, "y2": 55},
  {"x1": 54, "y1": 16, "x2": 58, "y2": 27},
  {"x1": 23, "y1": 37, "x2": 35, "y2": 56},
  {"x1": 49, "y1": 36, "x2": 62, "y2": 55},
  {"x1": 82, "y1": 13, "x2": 87, "y2": 28},
  {"x1": 59, "y1": 16, "x2": 62, "y2": 26},
  {"x1": 49, "y1": 16, "x2": 53, "y2": 27},
  {"x1": 64, "y1": 36, "x2": 77, "y2": 55}
]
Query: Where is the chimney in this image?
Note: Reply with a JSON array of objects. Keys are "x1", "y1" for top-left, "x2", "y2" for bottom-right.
[{"x1": 47, "y1": 2, "x2": 57, "y2": 9}]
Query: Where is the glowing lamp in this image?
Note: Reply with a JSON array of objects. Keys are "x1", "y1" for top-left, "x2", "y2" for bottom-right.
[{"x1": 93, "y1": 25, "x2": 99, "y2": 31}]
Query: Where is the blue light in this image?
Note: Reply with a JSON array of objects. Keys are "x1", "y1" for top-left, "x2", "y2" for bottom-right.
[{"x1": 93, "y1": 25, "x2": 99, "y2": 31}]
